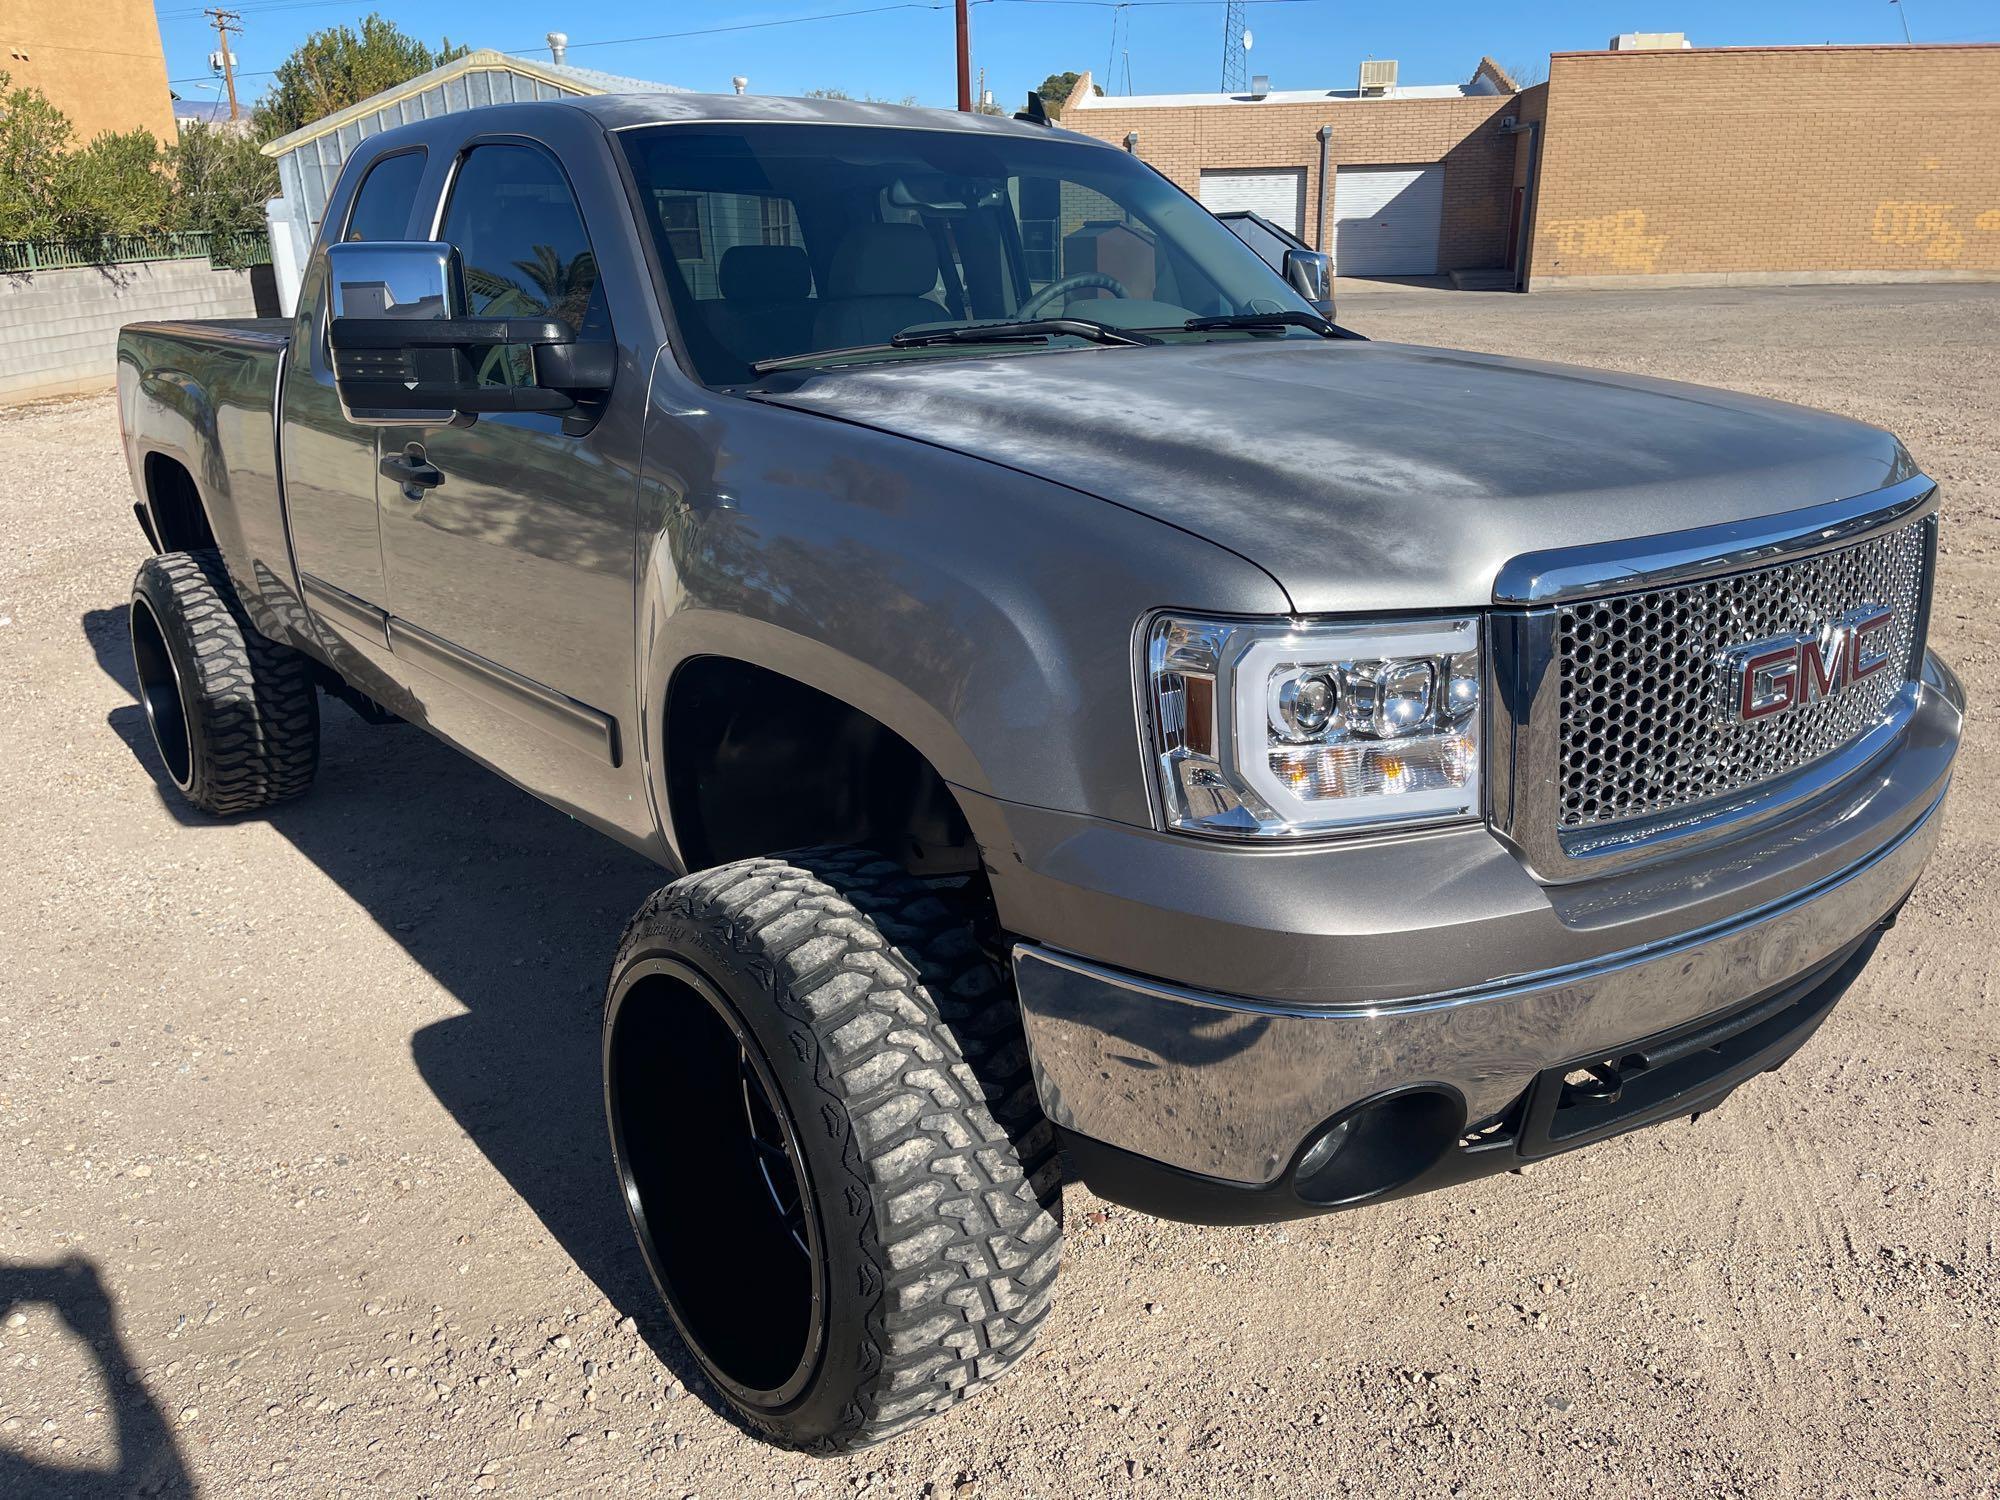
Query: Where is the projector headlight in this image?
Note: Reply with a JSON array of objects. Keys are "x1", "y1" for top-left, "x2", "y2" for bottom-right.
[{"x1": 1143, "y1": 613, "x2": 1483, "y2": 838}]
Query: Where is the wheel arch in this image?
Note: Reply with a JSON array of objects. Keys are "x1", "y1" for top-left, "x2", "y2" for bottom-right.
[
  {"x1": 659, "y1": 652, "x2": 984, "y2": 881},
  {"x1": 140, "y1": 450, "x2": 218, "y2": 554}
]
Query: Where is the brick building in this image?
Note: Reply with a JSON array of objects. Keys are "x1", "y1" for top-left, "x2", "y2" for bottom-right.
[
  {"x1": 1524, "y1": 43, "x2": 2000, "y2": 287},
  {"x1": 1058, "y1": 60, "x2": 1522, "y2": 279},
  {"x1": 1059, "y1": 41, "x2": 2000, "y2": 290},
  {"x1": 3, "y1": 0, "x2": 176, "y2": 144}
]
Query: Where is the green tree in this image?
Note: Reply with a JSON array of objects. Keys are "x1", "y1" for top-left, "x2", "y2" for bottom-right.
[
  {"x1": 63, "y1": 130, "x2": 170, "y2": 237},
  {"x1": 169, "y1": 121, "x2": 279, "y2": 261},
  {"x1": 1035, "y1": 70, "x2": 1101, "y2": 120},
  {"x1": 253, "y1": 14, "x2": 469, "y2": 138},
  {"x1": 0, "y1": 69, "x2": 78, "y2": 238},
  {"x1": 805, "y1": 87, "x2": 920, "y2": 106}
]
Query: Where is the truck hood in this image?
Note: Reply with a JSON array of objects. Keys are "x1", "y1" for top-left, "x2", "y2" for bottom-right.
[{"x1": 756, "y1": 339, "x2": 1911, "y2": 612}]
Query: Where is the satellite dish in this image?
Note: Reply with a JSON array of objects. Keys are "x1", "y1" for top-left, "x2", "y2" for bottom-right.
[{"x1": 1243, "y1": 29, "x2": 1254, "y2": 50}]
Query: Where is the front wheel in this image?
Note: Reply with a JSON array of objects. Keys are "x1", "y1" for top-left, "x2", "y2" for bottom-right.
[{"x1": 603, "y1": 849, "x2": 1062, "y2": 1450}]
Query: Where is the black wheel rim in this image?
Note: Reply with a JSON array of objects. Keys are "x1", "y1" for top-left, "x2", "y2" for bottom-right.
[
  {"x1": 605, "y1": 955, "x2": 826, "y2": 1408},
  {"x1": 130, "y1": 595, "x2": 193, "y2": 789},
  {"x1": 740, "y1": 1049, "x2": 810, "y2": 1257}
]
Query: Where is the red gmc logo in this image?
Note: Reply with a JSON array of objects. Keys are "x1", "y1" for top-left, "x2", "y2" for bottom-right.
[{"x1": 1722, "y1": 605, "x2": 1896, "y2": 723}]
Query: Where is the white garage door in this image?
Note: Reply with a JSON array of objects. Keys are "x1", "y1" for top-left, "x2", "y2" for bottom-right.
[
  {"x1": 1199, "y1": 168, "x2": 1307, "y2": 237},
  {"x1": 1334, "y1": 165, "x2": 1444, "y2": 276}
]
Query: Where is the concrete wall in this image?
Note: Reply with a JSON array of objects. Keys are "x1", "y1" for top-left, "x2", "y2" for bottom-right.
[
  {"x1": 1061, "y1": 90, "x2": 1520, "y2": 271},
  {"x1": 0, "y1": 259, "x2": 278, "y2": 406},
  {"x1": 1529, "y1": 43, "x2": 2000, "y2": 288},
  {"x1": 3, "y1": 0, "x2": 177, "y2": 143}
]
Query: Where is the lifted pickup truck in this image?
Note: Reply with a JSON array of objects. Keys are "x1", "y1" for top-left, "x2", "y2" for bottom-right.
[{"x1": 117, "y1": 94, "x2": 1963, "y2": 1450}]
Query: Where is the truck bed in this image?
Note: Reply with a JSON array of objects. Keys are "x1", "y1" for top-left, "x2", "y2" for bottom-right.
[
  {"x1": 121, "y1": 316, "x2": 291, "y2": 350},
  {"x1": 117, "y1": 316, "x2": 298, "y2": 647}
]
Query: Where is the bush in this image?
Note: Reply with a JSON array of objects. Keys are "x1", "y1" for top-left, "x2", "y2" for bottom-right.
[
  {"x1": 1, "y1": 72, "x2": 272, "y2": 257},
  {"x1": 170, "y1": 123, "x2": 278, "y2": 243}
]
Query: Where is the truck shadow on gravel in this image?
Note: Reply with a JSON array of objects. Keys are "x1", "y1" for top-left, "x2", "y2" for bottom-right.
[
  {"x1": 81, "y1": 608, "x2": 729, "y2": 1424},
  {"x1": 0, "y1": 1256, "x2": 192, "y2": 1497}
]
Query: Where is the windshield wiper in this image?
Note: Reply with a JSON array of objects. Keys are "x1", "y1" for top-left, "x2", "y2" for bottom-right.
[
  {"x1": 1179, "y1": 311, "x2": 1339, "y2": 337},
  {"x1": 751, "y1": 318, "x2": 1154, "y2": 375}
]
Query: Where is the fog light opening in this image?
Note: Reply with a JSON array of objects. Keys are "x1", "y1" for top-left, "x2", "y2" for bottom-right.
[{"x1": 1292, "y1": 1086, "x2": 1465, "y2": 1207}]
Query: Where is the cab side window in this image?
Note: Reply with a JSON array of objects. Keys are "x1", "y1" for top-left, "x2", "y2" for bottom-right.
[{"x1": 343, "y1": 149, "x2": 427, "y2": 242}]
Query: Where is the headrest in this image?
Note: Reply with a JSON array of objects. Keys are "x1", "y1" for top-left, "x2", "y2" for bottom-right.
[
  {"x1": 719, "y1": 244, "x2": 813, "y2": 303},
  {"x1": 826, "y1": 222, "x2": 939, "y2": 299}
]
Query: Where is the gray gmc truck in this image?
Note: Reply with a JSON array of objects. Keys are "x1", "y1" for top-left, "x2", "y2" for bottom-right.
[{"x1": 114, "y1": 95, "x2": 1964, "y2": 1450}]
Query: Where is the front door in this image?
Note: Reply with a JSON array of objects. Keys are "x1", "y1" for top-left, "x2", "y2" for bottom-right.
[{"x1": 376, "y1": 140, "x2": 642, "y2": 838}]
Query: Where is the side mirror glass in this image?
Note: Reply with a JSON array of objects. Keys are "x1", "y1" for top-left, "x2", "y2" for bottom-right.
[
  {"x1": 327, "y1": 241, "x2": 464, "y2": 424},
  {"x1": 325, "y1": 241, "x2": 613, "y2": 425},
  {"x1": 1283, "y1": 248, "x2": 1335, "y2": 318}
]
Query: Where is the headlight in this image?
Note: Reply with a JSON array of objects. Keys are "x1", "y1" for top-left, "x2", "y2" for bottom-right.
[{"x1": 1143, "y1": 613, "x2": 1483, "y2": 838}]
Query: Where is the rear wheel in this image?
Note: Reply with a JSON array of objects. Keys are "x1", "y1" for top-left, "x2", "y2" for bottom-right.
[
  {"x1": 604, "y1": 848, "x2": 1061, "y2": 1450},
  {"x1": 129, "y1": 549, "x2": 319, "y2": 815}
]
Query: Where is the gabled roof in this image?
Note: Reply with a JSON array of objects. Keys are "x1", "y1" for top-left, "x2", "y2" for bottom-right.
[{"x1": 260, "y1": 48, "x2": 688, "y2": 156}]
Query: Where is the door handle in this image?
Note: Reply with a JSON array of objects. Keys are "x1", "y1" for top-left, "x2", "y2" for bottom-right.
[{"x1": 380, "y1": 445, "x2": 444, "y2": 500}]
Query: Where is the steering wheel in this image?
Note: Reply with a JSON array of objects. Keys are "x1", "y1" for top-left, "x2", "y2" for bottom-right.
[{"x1": 1017, "y1": 271, "x2": 1132, "y2": 320}]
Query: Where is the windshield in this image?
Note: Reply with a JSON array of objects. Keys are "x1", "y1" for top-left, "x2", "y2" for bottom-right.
[{"x1": 617, "y1": 122, "x2": 1321, "y2": 384}]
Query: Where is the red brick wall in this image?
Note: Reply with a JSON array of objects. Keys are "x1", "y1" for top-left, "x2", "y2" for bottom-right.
[
  {"x1": 1529, "y1": 44, "x2": 2000, "y2": 283},
  {"x1": 1061, "y1": 91, "x2": 1521, "y2": 272}
]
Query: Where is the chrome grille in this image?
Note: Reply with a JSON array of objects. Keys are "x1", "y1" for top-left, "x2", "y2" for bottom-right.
[{"x1": 1555, "y1": 520, "x2": 1927, "y2": 830}]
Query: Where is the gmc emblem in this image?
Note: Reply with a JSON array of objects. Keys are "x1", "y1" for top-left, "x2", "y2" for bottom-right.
[{"x1": 1720, "y1": 604, "x2": 1896, "y2": 724}]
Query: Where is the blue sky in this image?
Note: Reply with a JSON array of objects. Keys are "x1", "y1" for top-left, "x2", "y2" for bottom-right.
[{"x1": 157, "y1": 0, "x2": 1999, "y2": 116}]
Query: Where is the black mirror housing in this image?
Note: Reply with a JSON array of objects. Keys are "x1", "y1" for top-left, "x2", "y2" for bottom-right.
[{"x1": 324, "y1": 241, "x2": 612, "y2": 424}]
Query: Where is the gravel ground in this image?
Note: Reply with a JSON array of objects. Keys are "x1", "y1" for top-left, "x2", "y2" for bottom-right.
[{"x1": 1, "y1": 283, "x2": 1996, "y2": 1499}]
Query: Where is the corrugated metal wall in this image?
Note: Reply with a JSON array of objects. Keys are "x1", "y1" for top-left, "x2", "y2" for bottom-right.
[{"x1": 273, "y1": 69, "x2": 580, "y2": 238}]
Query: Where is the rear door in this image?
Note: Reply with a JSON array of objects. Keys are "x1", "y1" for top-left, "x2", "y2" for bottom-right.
[{"x1": 373, "y1": 136, "x2": 645, "y2": 837}]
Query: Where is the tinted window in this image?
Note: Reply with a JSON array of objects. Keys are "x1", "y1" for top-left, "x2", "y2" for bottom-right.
[
  {"x1": 343, "y1": 150, "x2": 427, "y2": 242},
  {"x1": 440, "y1": 144, "x2": 606, "y2": 389},
  {"x1": 618, "y1": 123, "x2": 1314, "y2": 386},
  {"x1": 645, "y1": 189, "x2": 809, "y2": 300}
]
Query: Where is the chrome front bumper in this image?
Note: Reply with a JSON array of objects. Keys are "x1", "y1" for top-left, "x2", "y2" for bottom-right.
[{"x1": 1012, "y1": 655, "x2": 1962, "y2": 1191}]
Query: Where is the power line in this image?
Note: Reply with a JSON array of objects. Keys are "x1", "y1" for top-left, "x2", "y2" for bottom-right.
[
  {"x1": 164, "y1": 0, "x2": 1332, "y2": 96},
  {"x1": 498, "y1": 3, "x2": 964, "y2": 57}
]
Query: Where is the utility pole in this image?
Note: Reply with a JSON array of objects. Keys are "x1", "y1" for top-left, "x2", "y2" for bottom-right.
[
  {"x1": 955, "y1": 0, "x2": 971, "y2": 112},
  {"x1": 205, "y1": 8, "x2": 243, "y2": 122}
]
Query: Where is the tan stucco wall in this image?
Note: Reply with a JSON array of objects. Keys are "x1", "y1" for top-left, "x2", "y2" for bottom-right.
[
  {"x1": 4, "y1": 0, "x2": 177, "y2": 144},
  {"x1": 1529, "y1": 44, "x2": 2000, "y2": 286}
]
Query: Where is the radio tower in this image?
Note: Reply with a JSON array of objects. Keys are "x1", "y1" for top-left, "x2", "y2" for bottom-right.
[{"x1": 1220, "y1": 0, "x2": 1248, "y2": 92}]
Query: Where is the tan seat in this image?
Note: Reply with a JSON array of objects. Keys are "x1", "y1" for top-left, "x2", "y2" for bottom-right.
[{"x1": 812, "y1": 223, "x2": 947, "y2": 349}]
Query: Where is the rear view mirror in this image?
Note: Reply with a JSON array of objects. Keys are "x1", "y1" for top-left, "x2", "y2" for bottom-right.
[
  {"x1": 325, "y1": 241, "x2": 613, "y2": 425},
  {"x1": 1284, "y1": 248, "x2": 1335, "y2": 318}
]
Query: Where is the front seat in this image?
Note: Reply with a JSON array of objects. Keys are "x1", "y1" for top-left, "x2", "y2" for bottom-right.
[
  {"x1": 707, "y1": 244, "x2": 816, "y2": 366},
  {"x1": 812, "y1": 222, "x2": 946, "y2": 349}
]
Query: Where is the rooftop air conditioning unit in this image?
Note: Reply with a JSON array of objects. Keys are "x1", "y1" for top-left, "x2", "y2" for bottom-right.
[{"x1": 1358, "y1": 58, "x2": 1397, "y2": 96}]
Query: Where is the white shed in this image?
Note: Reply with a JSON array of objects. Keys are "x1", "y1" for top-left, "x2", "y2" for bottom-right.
[{"x1": 260, "y1": 49, "x2": 688, "y2": 312}]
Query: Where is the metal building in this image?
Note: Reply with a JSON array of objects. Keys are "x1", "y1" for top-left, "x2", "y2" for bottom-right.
[{"x1": 260, "y1": 49, "x2": 687, "y2": 311}]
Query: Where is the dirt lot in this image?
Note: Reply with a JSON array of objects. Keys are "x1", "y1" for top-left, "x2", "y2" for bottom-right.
[{"x1": 1, "y1": 283, "x2": 1996, "y2": 1498}]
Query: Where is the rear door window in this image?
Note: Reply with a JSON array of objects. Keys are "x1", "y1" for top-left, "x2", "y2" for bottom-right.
[{"x1": 343, "y1": 149, "x2": 427, "y2": 242}]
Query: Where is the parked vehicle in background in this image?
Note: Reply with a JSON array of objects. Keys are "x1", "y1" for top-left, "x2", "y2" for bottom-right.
[
  {"x1": 114, "y1": 93, "x2": 1963, "y2": 1450},
  {"x1": 1214, "y1": 207, "x2": 1334, "y2": 316}
]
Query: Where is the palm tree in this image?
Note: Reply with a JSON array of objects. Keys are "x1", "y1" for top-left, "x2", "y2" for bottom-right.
[{"x1": 512, "y1": 244, "x2": 598, "y2": 328}]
